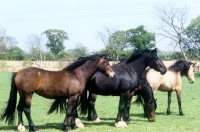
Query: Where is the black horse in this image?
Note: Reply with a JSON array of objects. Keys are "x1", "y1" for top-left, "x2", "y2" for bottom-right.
[{"x1": 77, "y1": 48, "x2": 167, "y2": 127}]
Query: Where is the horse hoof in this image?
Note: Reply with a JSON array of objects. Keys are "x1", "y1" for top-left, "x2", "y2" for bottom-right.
[
  {"x1": 75, "y1": 118, "x2": 84, "y2": 128},
  {"x1": 17, "y1": 124, "x2": 26, "y2": 131},
  {"x1": 115, "y1": 120, "x2": 127, "y2": 128},
  {"x1": 93, "y1": 117, "x2": 101, "y2": 123}
]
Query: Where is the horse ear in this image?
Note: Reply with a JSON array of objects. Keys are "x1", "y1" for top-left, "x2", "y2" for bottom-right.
[
  {"x1": 102, "y1": 54, "x2": 107, "y2": 59},
  {"x1": 152, "y1": 48, "x2": 157, "y2": 53}
]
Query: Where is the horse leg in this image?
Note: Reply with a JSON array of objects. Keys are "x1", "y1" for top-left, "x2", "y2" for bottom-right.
[
  {"x1": 17, "y1": 96, "x2": 26, "y2": 131},
  {"x1": 167, "y1": 91, "x2": 172, "y2": 115},
  {"x1": 23, "y1": 96, "x2": 38, "y2": 132},
  {"x1": 115, "y1": 92, "x2": 128, "y2": 128},
  {"x1": 87, "y1": 93, "x2": 100, "y2": 122},
  {"x1": 124, "y1": 92, "x2": 134, "y2": 122},
  {"x1": 62, "y1": 96, "x2": 78, "y2": 132},
  {"x1": 176, "y1": 90, "x2": 184, "y2": 115}
]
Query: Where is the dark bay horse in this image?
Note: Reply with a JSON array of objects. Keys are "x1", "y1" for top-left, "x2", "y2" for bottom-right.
[
  {"x1": 0, "y1": 54, "x2": 115, "y2": 132},
  {"x1": 77, "y1": 49, "x2": 167, "y2": 127}
]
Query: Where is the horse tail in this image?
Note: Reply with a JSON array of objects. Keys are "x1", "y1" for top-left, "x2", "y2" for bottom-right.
[
  {"x1": 133, "y1": 94, "x2": 144, "y2": 106},
  {"x1": 78, "y1": 89, "x2": 88, "y2": 115},
  {"x1": 0, "y1": 72, "x2": 18, "y2": 125},
  {"x1": 47, "y1": 98, "x2": 67, "y2": 114}
]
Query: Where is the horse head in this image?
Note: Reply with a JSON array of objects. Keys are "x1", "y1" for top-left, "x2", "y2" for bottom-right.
[
  {"x1": 144, "y1": 99, "x2": 157, "y2": 122},
  {"x1": 98, "y1": 55, "x2": 115, "y2": 78},
  {"x1": 187, "y1": 62, "x2": 196, "y2": 84},
  {"x1": 147, "y1": 48, "x2": 167, "y2": 75}
]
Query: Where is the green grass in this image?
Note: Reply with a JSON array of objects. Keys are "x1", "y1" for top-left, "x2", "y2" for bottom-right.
[{"x1": 0, "y1": 71, "x2": 200, "y2": 132}]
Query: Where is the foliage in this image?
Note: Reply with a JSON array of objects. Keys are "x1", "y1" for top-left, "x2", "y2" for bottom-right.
[
  {"x1": 25, "y1": 34, "x2": 46, "y2": 61},
  {"x1": 183, "y1": 15, "x2": 200, "y2": 60},
  {"x1": 118, "y1": 50, "x2": 133, "y2": 61},
  {"x1": 0, "y1": 61, "x2": 7, "y2": 70},
  {"x1": 98, "y1": 26, "x2": 156, "y2": 61},
  {"x1": 69, "y1": 43, "x2": 89, "y2": 60},
  {"x1": 42, "y1": 29, "x2": 68, "y2": 59},
  {"x1": 23, "y1": 61, "x2": 33, "y2": 67},
  {"x1": 184, "y1": 16, "x2": 200, "y2": 45},
  {"x1": 126, "y1": 25, "x2": 155, "y2": 50}
]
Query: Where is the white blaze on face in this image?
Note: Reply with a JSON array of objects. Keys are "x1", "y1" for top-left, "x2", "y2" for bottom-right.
[{"x1": 187, "y1": 65, "x2": 195, "y2": 83}]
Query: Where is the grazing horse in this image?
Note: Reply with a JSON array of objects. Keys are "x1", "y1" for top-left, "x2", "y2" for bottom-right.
[
  {"x1": 0, "y1": 54, "x2": 115, "y2": 132},
  {"x1": 77, "y1": 48, "x2": 167, "y2": 127}
]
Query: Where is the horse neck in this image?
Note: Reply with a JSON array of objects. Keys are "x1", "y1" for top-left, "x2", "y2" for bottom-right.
[
  {"x1": 141, "y1": 83, "x2": 154, "y2": 103},
  {"x1": 128, "y1": 56, "x2": 149, "y2": 76},
  {"x1": 75, "y1": 60, "x2": 99, "y2": 83}
]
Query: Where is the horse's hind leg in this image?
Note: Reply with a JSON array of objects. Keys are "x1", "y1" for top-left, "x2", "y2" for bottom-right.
[
  {"x1": 176, "y1": 90, "x2": 184, "y2": 115},
  {"x1": 23, "y1": 96, "x2": 38, "y2": 132},
  {"x1": 167, "y1": 91, "x2": 172, "y2": 115},
  {"x1": 17, "y1": 96, "x2": 26, "y2": 131}
]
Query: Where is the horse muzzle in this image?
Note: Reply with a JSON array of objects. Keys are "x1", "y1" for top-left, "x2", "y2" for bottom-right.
[{"x1": 108, "y1": 71, "x2": 115, "y2": 78}]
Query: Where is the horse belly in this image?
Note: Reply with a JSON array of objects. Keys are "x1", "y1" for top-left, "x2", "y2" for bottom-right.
[{"x1": 157, "y1": 72, "x2": 176, "y2": 92}]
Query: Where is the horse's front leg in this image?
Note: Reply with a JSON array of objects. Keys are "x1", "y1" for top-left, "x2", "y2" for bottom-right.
[
  {"x1": 87, "y1": 93, "x2": 100, "y2": 122},
  {"x1": 115, "y1": 91, "x2": 129, "y2": 128},
  {"x1": 176, "y1": 90, "x2": 184, "y2": 115},
  {"x1": 124, "y1": 91, "x2": 134, "y2": 122},
  {"x1": 167, "y1": 91, "x2": 172, "y2": 115},
  {"x1": 62, "y1": 96, "x2": 78, "y2": 132}
]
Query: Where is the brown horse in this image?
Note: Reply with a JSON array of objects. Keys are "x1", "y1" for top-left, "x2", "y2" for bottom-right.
[
  {"x1": 135, "y1": 60, "x2": 195, "y2": 116},
  {"x1": 0, "y1": 54, "x2": 115, "y2": 132}
]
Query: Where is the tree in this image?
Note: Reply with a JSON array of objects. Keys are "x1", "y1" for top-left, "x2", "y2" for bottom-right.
[
  {"x1": 25, "y1": 34, "x2": 46, "y2": 61},
  {"x1": 183, "y1": 16, "x2": 200, "y2": 59},
  {"x1": 0, "y1": 26, "x2": 6, "y2": 43},
  {"x1": 97, "y1": 27, "x2": 128, "y2": 61},
  {"x1": 126, "y1": 25, "x2": 155, "y2": 50},
  {"x1": 4, "y1": 36, "x2": 18, "y2": 60},
  {"x1": 155, "y1": 4, "x2": 189, "y2": 60},
  {"x1": 71, "y1": 43, "x2": 89, "y2": 60},
  {"x1": 42, "y1": 29, "x2": 68, "y2": 59}
]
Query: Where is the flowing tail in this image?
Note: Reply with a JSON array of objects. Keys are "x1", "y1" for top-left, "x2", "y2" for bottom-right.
[
  {"x1": 0, "y1": 72, "x2": 18, "y2": 125},
  {"x1": 78, "y1": 89, "x2": 88, "y2": 115},
  {"x1": 47, "y1": 98, "x2": 67, "y2": 114}
]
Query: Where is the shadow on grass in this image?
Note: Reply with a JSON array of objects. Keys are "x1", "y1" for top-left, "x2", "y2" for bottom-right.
[{"x1": 0, "y1": 123, "x2": 63, "y2": 131}]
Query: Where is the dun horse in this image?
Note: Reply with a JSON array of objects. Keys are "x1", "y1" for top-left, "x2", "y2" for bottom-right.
[
  {"x1": 0, "y1": 54, "x2": 115, "y2": 132},
  {"x1": 135, "y1": 60, "x2": 195, "y2": 116},
  {"x1": 75, "y1": 48, "x2": 167, "y2": 127}
]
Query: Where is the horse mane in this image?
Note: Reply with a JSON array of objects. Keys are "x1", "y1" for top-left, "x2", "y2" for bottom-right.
[
  {"x1": 62, "y1": 54, "x2": 105, "y2": 70},
  {"x1": 168, "y1": 60, "x2": 193, "y2": 76},
  {"x1": 120, "y1": 49, "x2": 153, "y2": 64}
]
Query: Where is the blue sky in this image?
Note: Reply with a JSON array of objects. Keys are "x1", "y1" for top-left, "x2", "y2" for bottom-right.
[{"x1": 0, "y1": 0, "x2": 200, "y2": 53}]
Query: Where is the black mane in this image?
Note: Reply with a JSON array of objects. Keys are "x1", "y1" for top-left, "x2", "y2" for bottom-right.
[
  {"x1": 123, "y1": 49, "x2": 154, "y2": 64},
  {"x1": 168, "y1": 60, "x2": 193, "y2": 76},
  {"x1": 63, "y1": 54, "x2": 105, "y2": 70}
]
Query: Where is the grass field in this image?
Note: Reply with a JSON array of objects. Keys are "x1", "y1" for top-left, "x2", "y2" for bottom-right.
[{"x1": 0, "y1": 71, "x2": 200, "y2": 132}]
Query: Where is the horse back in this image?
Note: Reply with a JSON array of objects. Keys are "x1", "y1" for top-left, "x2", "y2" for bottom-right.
[
  {"x1": 15, "y1": 67, "x2": 82, "y2": 98},
  {"x1": 147, "y1": 69, "x2": 181, "y2": 92}
]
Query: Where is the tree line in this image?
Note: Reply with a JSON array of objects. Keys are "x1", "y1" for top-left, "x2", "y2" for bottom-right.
[{"x1": 0, "y1": 4, "x2": 200, "y2": 61}]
